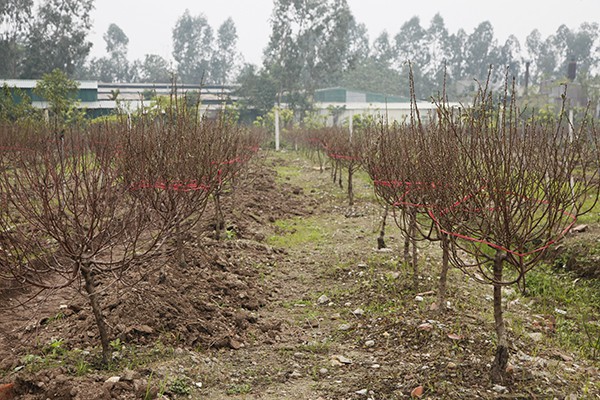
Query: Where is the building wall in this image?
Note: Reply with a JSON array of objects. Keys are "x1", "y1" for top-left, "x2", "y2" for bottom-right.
[
  {"x1": 346, "y1": 91, "x2": 366, "y2": 103},
  {"x1": 315, "y1": 101, "x2": 450, "y2": 127},
  {"x1": 1, "y1": 80, "x2": 98, "y2": 103},
  {"x1": 314, "y1": 87, "x2": 410, "y2": 105},
  {"x1": 314, "y1": 88, "x2": 347, "y2": 103},
  {"x1": 2, "y1": 80, "x2": 236, "y2": 118}
]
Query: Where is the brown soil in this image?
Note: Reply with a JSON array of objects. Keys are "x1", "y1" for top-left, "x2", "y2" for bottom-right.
[{"x1": 1, "y1": 151, "x2": 599, "y2": 399}]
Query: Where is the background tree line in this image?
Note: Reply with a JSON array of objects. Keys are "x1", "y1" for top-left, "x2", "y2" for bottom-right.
[
  {"x1": 1, "y1": 0, "x2": 599, "y2": 109},
  {"x1": 85, "y1": 10, "x2": 241, "y2": 85},
  {"x1": 0, "y1": 0, "x2": 240, "y2": 84},
  {"x1": 248, "y1": 0, "x2": 600, "y2": 112}
]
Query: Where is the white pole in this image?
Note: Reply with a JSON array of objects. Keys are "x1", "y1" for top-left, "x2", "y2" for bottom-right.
[
  {"x1": 569, "y1": 108, "x2": 575, "y2": 194},
  {"x1": 349, "y1": 113, "x2": 353, "y2": 139},
  {"x1": 275, "y1": 107, "x2": 280, "y2": 151},
  {"x1": 568, "y1": 109, "x2": 574, "y2": 142}
]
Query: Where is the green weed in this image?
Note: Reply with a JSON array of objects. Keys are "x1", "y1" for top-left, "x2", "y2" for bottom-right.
[
  {"x1": 43, "y1": 312, "x2": 65, "y2": 325},
  {"x1": 43, "y1": 338, "x2": 66, "y2": 357},
  {"x1": 525, "y1": 265, "x2": 600, "y2": 359},
  {"x1": 274, "y1": 165, "x2": 301, "y2": 183},
  {"x1": 301, "y1": 340, "x2": 331, "y2": 354},
  {"x1": 110, "y1": 338, "x2": 123, "y2": 352},
  {"x1": 226, "y1": 383, "x2": 252, "y2": 395},
  {"x1": 169, "y1": 377, "x2": 192, "y2": 395},
  {"x1": 267, "y1": 217, "x2": 326, "y2": 248},
  {"x1": 74, "y1": 358, "x2": 91, "y2": 376}
]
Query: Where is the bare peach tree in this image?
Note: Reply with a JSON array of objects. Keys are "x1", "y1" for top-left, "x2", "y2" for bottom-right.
[
  {"x1": 364, "y1": 117, "x2": 433, "y2": 291},
  {"x1": 362, "y1": 68, "x2": 461, "y2": 301},
  {"x1": 0, "y1": 101, "x2": 251, "y2": 364},
  {"x1": 321, "y1": 127, "x2": 363, "y2": 206},
  {"x1": 0, "y1": 124, "x2": 178, "y2": 364},
  {"x1": 121, "y1": 107, "x2": 223, "y2": 262},
  {"x1": 433, "y1": 80, "x2": 600, "y2": 383},
  {"x1": 297, "y1": 128, "x2": 327, "y2": 173},
  {"x1": 119, "y1": 100, "x2": 261, "y2": 256},
  {"x1": 208, "y1": 119, "x2": 261, "y2": 241}
]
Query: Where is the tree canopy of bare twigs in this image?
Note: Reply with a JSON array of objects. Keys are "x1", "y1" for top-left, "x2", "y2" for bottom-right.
[
  {"x1": 363, "y1": 73, "x2": 600, "y2": 383},
  {"x1": 0, "y1": 103, "x2": 262, "y2": 365},
  {"x1": 434, "y1": 78, "x2": 600, "y2": 383},
  {"x1": 0, "y1": 124, "x2": 173, "y2": 364}
]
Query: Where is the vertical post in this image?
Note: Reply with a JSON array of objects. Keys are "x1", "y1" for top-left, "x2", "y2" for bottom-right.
[
  {"x1": 568, "y1": 108, "x2": 575, "y2": 193},
  {"x1": 275, "y1": 107, "x2": 280, "y2": 151},
  {"x1": 524, "y1": 61, "x2": 530, "y2": 97},
  {"x1": 568, "y1": 108, "x2": 574, "y2": 142},
  {"x1": 348, "y1": 113, "x2": 353, "y2": 139}
]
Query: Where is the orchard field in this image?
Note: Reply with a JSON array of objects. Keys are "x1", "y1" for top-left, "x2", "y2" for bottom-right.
[{"x1": 1, "y1": 88, "x2": 600, "y2": 399}]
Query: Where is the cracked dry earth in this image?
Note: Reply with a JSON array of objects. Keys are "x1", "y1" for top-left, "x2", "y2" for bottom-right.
[{"x1": 1, "y1": 151, "x2": 599, "y2": 399}]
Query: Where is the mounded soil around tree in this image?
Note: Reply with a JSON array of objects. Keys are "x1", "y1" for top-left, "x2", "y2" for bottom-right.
[{"x1": 1, "y1": 152, "x2": 599, "y2": 399}]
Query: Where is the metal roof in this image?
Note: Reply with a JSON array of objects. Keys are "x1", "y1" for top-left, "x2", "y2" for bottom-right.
[{"x1": 1, "y1": 79, "x2": 98, "y2": 90}]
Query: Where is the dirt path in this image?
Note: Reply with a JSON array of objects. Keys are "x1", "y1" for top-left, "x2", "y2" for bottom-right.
[
  {"x1": 196, "y1": 153, "x2": 600, "y2": 399},
  {"x1": 150, "y1": 152, "x2": 394, "y2": 399},
  {"x1": 162, "y1": 153, "x2": 600, "y2": 399},
  {"x1": 2, "y1": 151, "x2": 599, "y2": 399}
]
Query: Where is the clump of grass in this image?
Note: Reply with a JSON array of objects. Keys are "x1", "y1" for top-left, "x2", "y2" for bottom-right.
[
  {"x1": 267, "y1": 217, "x2": 326, "y2": 248},
  {"x1": 226, "y1": 383, "x2": 252, "y2": 395},
  {"x1": 168, "y1": 377, "x2": 191, "y2": 395},
  {"x1": 300, "y1": 340, "x2": 331, "y2": 354},
  {"x1": 16, "y1": 338, "x2": 180, "y2": 377},
  {"x1": 525, "y1": 264, "x2": 600, "y2": 359},
  {"x1": 274, "y1": 165, "x2": 302, "y2": 183}
]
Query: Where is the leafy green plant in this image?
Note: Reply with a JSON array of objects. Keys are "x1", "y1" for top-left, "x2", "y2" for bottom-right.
[
  {"x1": 44, "y1": 312, "x2": 65, "y2": 325},
  {"x1": 226, "y1": 383, "x2": 252, "y2": 395},
  {"x1": 33, "y1": 68, "x2": 82, "y2": 129},
  {"x1": 225, "y1": 228, "x2": 236, "y2": 240},
  {"x1": 74, "y1": 358, "x2": 91, "y2": 376},
  {"x1": 169, "y1": 377, "x2": 191, "y2": 395},
  {"x1": 0, "y1": 84, "x2": 38, "y2": 122},
  {"x1": 110, "y1": 338, "x2": 123, "y2": 352},
  {"x1": 43, "y1": 338, "x2": 66, "y2": 357}
]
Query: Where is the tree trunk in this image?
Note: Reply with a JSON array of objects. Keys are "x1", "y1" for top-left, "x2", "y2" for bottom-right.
[
  {"x1": 410, "y1": 210, "x2": 418, "y2": 290},
  {"x1": 214, "y1": 191, "x2": 224, "y2": 241},
  {"x1": 403, "y1": 234, "x2": 410, "y2": 264},
  {"x1": 347, "y1": 166, "x2": 354, "y2": 206},
  {"x1": 317, "y1": 151, "x2": 323, "y2": 173},
  {"x1": 175, "y1": 221, "x2": 185, "y2": 267},
  {"x1": 81, "y1": 262, "x2": 110, "y2": 365},
  {"x1": 437, "y1": 232, "x2": 450, "y2": 312},
  {"x1": 491, "y1": 250, "x2": 509, "y2": 384},
  {"x1": 377, "y1": 205, "x2": 388, "y2": 249},
  {"x1": 332, "y1": 161, "x2": 337, "y2": 183}
]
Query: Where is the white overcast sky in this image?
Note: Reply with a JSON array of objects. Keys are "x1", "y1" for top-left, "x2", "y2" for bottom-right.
[{"x1": 86, "y1": 0, "x2": 599, "y2": 65}]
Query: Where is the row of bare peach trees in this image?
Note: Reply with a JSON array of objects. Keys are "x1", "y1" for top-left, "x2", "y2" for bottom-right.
[
  {"x1": 290, "y1": 79, "x2": 600, "y2": 383},
  {"x1": 0, "y1": 106, "x2": 261, "y2": 364},
  {"x1": 289, "y1": 126, "x2": 364, "y2": 206},
  {"x1": 364, "y1": 80, "x2": 600, "y2": 383}
]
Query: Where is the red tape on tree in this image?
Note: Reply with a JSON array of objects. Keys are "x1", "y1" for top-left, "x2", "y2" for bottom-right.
[
  {"x1": 429, "y1": 189, "x2": 577, "y2": 257},
  {"x1": 129, "y1": 180, "x2": 211, "y2": 192},
  {"x1": 129, "y1": 146, "x2": 259, "y2": 192},
  {"x1": 374, "y1": 179, "x2": 576, "y2": 257}
]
